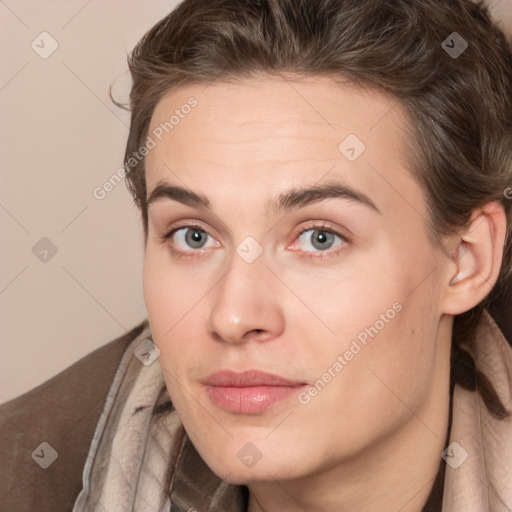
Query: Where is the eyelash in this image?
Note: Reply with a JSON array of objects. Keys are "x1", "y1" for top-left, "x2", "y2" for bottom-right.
[{"x1": 161, "y1": 221, "x2": 350, "y2": 261}]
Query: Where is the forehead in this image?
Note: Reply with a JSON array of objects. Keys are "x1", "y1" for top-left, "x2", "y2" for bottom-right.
[
  {"x1": 148, "y1": 76, "x2": 406, "y2": 153},
  {"x1": 145, "y1": 76, "x2": 426, "y2": 220}
]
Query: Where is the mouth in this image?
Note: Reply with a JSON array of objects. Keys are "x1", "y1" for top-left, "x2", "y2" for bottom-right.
[{"x1": 201, "y1": 369, "x2": 308, "y2": 414}]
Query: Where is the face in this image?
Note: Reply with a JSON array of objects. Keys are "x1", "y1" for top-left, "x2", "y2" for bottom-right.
[{"x1": 143, "y1": 76, "x2": 450, "y2": 483}]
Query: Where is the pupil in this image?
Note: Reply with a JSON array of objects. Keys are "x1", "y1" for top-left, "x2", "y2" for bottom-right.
[{"x1": 312, "y1": 230, "x2": 333, "y2": 250}]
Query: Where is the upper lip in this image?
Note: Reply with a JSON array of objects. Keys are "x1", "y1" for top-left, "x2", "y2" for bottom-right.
[{"x1": 201, "y1": 369, "x2": 306, "y2": 387}]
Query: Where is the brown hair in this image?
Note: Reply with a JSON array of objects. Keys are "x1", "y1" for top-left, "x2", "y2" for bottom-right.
[{"x1": 117, "y1": 0, "x2": 512, "y2": 411}]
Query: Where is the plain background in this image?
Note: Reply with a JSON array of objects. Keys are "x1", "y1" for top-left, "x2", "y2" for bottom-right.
[
  {"x1": 1, "y1": 0, "x2": 511, "y2": 404},
  {"x1": 0, "y1": 0, "x2": 180, "y2": 404}
]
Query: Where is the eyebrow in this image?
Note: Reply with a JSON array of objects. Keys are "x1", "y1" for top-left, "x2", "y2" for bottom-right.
[{"x1": 147, "y1": 179, "x2": 380, "y2": 215}]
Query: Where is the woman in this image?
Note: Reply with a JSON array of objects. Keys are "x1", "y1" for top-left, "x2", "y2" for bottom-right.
[{"x1": 2, "y1": 0, "x2": 512, "y2": 510}]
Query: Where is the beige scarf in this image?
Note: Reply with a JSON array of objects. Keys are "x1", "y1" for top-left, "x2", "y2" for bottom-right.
[
  {"x1": 72, "y1": 321, "x2": 185, "y2": 512},
  {"x1": 72, "y1": 311, "x2": 512, "y2": 512}
]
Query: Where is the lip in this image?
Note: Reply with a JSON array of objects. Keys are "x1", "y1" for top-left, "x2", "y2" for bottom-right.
[{"x1": 202, "y1": 370, "x2": 307, "y2": 414}]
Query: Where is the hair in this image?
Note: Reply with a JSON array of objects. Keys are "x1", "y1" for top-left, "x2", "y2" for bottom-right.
[{"x1": 114, "y1": 1, "x2": 512, "y2": 505}]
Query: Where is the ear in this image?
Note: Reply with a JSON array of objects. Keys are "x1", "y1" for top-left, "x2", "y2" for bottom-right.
[{"x1": 441, "y1": 201, "x2": 507, "y2": 315}]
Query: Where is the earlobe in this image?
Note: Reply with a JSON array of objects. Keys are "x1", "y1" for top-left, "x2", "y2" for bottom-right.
[{"x1": 442, "y1": 202, "x2": 507, "y2": 315}]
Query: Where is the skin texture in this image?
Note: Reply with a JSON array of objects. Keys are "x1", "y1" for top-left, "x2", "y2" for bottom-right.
[{"x1": 142, "y1": 76, "x2": 506, "y2": 512}]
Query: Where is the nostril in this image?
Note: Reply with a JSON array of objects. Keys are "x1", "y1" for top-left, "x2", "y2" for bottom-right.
[{"x1": 245, "y1": 329, "x2": 273, "y2": 343}]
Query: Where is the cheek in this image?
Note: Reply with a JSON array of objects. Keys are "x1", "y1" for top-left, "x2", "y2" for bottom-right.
[
  {"x1": 309, "y1": 250, "x2": 439, "y2": 403},
  {"x1": 143, "y1": 247, "x2": 209, "y2": 385},
  {"x1": 143, "y1": 250, "x2": 187, "y2": 373},
  {"x1": 282, "y1": 261, "x2": 406, "y2": 348},
  {"x1": 298, "y1": 299, "x2": 438, "y2": 452},
  {"x1": 143, "y1": 246, "x2": 163, "y2": 304},
  {"x1": 143, "y1": 247, "x2": 194, "y2": 334},
  {"x1": 354, "y1": 282, "x2": 441, "y2": 426}
]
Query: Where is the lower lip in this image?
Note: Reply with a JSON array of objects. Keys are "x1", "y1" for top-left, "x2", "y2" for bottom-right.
[{"x1": 205, "y1": 385, "x2": 305, "y2": 413}]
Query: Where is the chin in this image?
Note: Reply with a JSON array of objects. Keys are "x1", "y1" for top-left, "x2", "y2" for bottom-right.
[
  {"x1": 213, "y1": 465, "x2": 292, "y2": 486},
  {"x1": 197, "y1": 442, "x2": 306, "y2": 485}
]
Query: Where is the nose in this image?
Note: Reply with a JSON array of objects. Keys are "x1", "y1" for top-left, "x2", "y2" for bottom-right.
[{"x1": 205, "y1": 254, "x2": 285, "y2": 345}]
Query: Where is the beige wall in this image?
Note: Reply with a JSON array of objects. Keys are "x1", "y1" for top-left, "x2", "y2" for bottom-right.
[
  {"x1": 492, "y1": 0, "x2": 512, "y2": 36},
  {"x1": 1, "y1": 0, "x2": 511, "y2": 404},
  {"x1": 0, "y1": 0, "x2": 179, "y2": 403}
]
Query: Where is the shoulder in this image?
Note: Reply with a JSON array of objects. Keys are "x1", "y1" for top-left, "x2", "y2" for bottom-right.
[{"x1": 0, "y1": 320, "x2": 148, "y2": 512}]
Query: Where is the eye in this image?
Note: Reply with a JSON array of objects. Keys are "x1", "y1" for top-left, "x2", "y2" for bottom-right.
[
  {"x1": 162, "y1": 222, "x2": 348, "y2": 260},
  {"x1": 298, "y1": 228, "x2": 343, "y2": 251},
  {"x1": 288, "y1": 223, "x2": 348, "y2": 258},
  {"x1": 167, "y1": 225, "x2": 219, "y2": 252}
]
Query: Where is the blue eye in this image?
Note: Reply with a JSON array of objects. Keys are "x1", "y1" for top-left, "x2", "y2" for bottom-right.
[
  {"x1": 163, "y1": 222, "x2": 349, "y2": 261},
  {"x1": 297, "y1": 228, "x2": 344, "y2": 252},
  {"x1": 170, "y1": 226, "x2": 217, "y2": 251}
]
